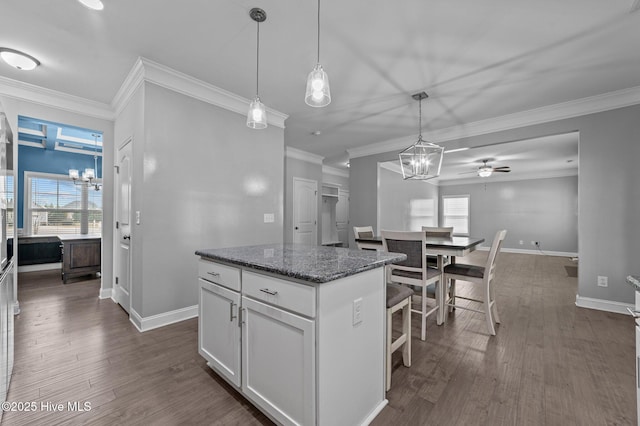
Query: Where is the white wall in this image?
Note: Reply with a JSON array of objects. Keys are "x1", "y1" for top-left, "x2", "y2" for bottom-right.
[
  {"x1": 440, "y1": 175, "x2": 578, "y2": 254},
  {"x1": 132, "y1": 82, "x2": 284, "y2": 318},
  {"x1": 377, "y1": 165, "x2": 439, "y2": 233}
]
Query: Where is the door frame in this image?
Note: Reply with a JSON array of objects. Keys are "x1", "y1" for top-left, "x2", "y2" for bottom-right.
[{"x1": 113, "y1": 137, "x2": 132, "y2": 312}]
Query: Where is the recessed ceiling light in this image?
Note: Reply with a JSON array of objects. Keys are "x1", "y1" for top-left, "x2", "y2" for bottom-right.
[
  {"x1": 0, "y1": 48, "x2": 40, "y2": 71},
  {"x1": 77, "y1": 0, "x2": 104, "y2": 10},
  {"x1": 311, "y1": 130, "x2": 322, "y2": 136}
]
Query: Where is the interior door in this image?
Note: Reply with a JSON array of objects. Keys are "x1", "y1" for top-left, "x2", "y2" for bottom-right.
[
  {"x1": 336, "y1": 189, "x2": 349, "y2": 246},
  {"x1": 293, "y1": 178, "x2": 317, "y2": 245},
  {"x1": 114, "y1": 139, "x2": 132, "y2": 313}
]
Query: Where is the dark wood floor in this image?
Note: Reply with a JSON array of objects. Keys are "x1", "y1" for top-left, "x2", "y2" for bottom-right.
[{"x1": 1, "y1": 253, "x2": 636, "y2": 425}]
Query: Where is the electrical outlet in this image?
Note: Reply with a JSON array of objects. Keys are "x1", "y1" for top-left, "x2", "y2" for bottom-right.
[
  {"x1": 597, "y1": 276, "x2": 608, "y2": 287},
  {"x1": 353, "y1": 298, "x2": 363, "y2": 325},
  {"x1": 263, "y1": 213, "x2": 274, "y2": 223},
  {"x1": 519, "y1": 240, "x2": 524, "y2": 245},
  {"x1": 531, "y1": 241, "x2": 540, "y2": 247},
  {"x1": 135, "y1": 211, "x2": 141, "y2": 224}
]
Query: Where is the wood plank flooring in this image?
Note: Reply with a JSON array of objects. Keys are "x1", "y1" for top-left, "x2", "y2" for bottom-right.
[{"x1": 1, "y1": 253, "x2": 636, "y2": 425}]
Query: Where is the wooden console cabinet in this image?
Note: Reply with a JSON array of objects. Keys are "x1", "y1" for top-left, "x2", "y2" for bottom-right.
[{"x1": 58, "y1": 235, "x2": 101, "y2": 283}]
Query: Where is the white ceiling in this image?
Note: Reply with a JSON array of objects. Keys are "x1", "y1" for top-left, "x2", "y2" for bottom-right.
[{"x1": 1, "y1": 0, "x2": 639, "y2": 170}]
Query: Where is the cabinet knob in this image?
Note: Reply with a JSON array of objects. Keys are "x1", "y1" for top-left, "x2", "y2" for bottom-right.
[{"x1": 123, "y1": 235, "x2": 131, "y2": 240}]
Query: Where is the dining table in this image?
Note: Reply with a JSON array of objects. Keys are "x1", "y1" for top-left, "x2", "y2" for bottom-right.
[{"x1": 355, "y1": 234, "x2": 485, "y2": 324}]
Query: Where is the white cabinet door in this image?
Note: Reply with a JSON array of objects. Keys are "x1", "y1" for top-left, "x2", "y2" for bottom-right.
[
  {"x1": 636, "y1": 321, "x2": 640, "y2": 425},
  {"x1": 199, "y1": 278, "x2": 241, "y2": 387},
  {"x1": 242, "y1": 296, "x2": 315, "y2": 426}
]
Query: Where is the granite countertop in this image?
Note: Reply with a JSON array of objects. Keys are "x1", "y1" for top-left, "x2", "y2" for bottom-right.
[
  {"x1": 627, "y1": 275, "x2": 640, "y2": 291},
  {"x1": 195, "y1": 243, "x2": 406, "y2": 284}
]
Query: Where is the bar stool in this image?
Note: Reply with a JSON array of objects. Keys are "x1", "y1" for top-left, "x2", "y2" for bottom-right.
[{"x1": 386, "y1": 282, "x2": 413, "y2": 391}]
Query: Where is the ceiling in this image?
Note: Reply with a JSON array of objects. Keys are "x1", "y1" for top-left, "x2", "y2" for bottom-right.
[{"x1": 1, "y1": 0, "x2": 639, "y2": 169}]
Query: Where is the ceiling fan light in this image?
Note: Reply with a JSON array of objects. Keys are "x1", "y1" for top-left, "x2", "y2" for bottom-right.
[
  {"x1": 0, "y1": 48, "x2": 40, "y2": 70},
  {"x1": 478, "y1": 166, "x2": 493, "y2": 177}
]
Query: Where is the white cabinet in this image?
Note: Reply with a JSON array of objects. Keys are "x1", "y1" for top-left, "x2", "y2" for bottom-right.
[
  {"x1": 198, "y1": 257, "x2": 386, "y2": 426},
  {"x1": 0, "y1": 261, "x2": 14, "y2": 421},
  {"x1": 198, "y1": 278, "x2": 241, "y2": 387},
  {"x1": 242, "y1": 296, "x2": 315, "y2": 425}
]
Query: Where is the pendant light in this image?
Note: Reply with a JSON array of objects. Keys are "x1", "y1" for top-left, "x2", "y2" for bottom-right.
[
  {"x1": 398, "y1": 92, "x2": 444, "y2": 180},
  {"x1": 247, "y1": 8, "x2": 268, "y2": 129},
  {"x1": 304, "y1": 0, "x2": 331, "y2": 107}
]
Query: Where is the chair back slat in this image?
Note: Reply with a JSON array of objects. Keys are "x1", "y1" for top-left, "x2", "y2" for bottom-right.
[
  {"x1": 422, "y1": 226, "x2": 454, "y2": 238},
  {"x1": 385, "y1": 239, "x2": 423, "y2": 269},
  {"x1": 485, "y1": 229, "x2": 507, "y2": 280}
]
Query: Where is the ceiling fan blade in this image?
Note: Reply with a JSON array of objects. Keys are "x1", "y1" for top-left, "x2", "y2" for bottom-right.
[
  {"x1": 492, "y1": 166, "x2": 510, "y2": 171},
  {"x1": 494, "y1": 169, "x2": 511, "y2": 173}
]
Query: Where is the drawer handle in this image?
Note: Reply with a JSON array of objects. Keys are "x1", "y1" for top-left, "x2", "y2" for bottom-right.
[
  {"x1": 259, "y1": 288, "x2": 278, "y2": 296},
  {"x1": 627, "y1": 307, "x2": 640, "y2": 318},
  {"x1": 207, "y1": 272, "x2": 221, "y2": 278}
]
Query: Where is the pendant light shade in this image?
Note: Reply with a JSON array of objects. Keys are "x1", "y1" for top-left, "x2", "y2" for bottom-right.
[
  {"x1": 305, "y1": 64, "x2": 331, "y2": 107},
  {"x1": 305, "y1": 0, "x2": 331, "y2": 107},
  {"x1": 247, "y1": 97, "x2": 267, "y2": 129},
  {"x1": 247, "y1": 8, "x2": 268, "y2": 129},
  {"x1": 399, "y1": 92, "x2": 444, "y2": 180}
]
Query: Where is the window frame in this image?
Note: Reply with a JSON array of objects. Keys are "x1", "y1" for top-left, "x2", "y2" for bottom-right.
[
  {"x1": 24, "y1": 171, "x2": 102, "y2": 236},
  {"x1": 441, "y1": 194, "x2": 470, "y2": 236}
]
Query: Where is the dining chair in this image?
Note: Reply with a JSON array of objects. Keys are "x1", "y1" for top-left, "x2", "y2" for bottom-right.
[
  {"x1": 354, "y1": 226, "x2": 376, "y2": 250},
  {"x1": 443, "y1": 229, "x2": 507, "y2": 335},
  {"x1": 422, "y1": 226, "x2": 454, "y2": 267},
  {"x1": 385, "y1": 282, "x2": 413, "y2": 391},
  {"x1": 381, "y1": 230, "x2": 441, "y2": 341}
]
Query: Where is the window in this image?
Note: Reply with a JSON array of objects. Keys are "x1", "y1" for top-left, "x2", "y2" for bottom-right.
[
  {"x1": 442, "y1": 195, "x2": 470, "y2": 235},
  {"x1": 25, "y1": 172, "x2": 102, "y2": 236},
  {"x1": 1, "y1": 175, "x2": 14, "y2": 238}
]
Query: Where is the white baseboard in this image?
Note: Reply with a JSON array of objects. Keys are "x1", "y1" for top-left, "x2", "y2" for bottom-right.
[
  {"x1": 18, "y1": 262, "x2": 62, "y2": 273},
  {"x1": 478, "y1": 246, "x2": 578, "y2": 257},
  {"x1": 99, "y1": 287, "x2": 113, "y2": 299},
  {"x1": 129, "y1": 305, "x2": 199, "y2": 332},
  {"x1": 575, "y1": 295, "x2": 634, "y2": 315}
]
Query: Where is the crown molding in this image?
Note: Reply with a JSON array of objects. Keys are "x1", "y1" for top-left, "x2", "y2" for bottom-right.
[
  {"x1": 113, "y1": 57, "x2": 288, "y2": 128},
  {"x1": 285, "y1": 146, "x2": 324, "y2": 165},
  {"x1": 348, "y1": 85, "x2": 640, "y2": 159},
  {"x1": 0, "y1": 75, "x2": 114, "y2": 120},
  {"x1": 322, "y1": 165, "x2": 349, "y2": 178}
]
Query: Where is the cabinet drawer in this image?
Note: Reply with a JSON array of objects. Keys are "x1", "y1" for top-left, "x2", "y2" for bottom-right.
[
  {"x1": 243, "y1": 271, "x2": 316, "y2": 318},
  {"x1": 198, "y1": 260, "x2": 241, "y2": 292}
]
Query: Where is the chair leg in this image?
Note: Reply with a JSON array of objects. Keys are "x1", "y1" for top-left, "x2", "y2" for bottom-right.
[
  {"x1": 484, "y1": 282, "x2": 496, "y2": 336},
  {"x1": 489, "y1": 280, "x2": 501, "y2": 324},
  {"x1": 449, "y1": 279, "x2": 456, "y2": 313},
  {"x1": 421, "y1": 285, "x2": 427, "y2": 341},
  {"x1": 386, "y1": 307, "x2": 392, "y2": 391},
  {"x1": 402, "y1": 298, "x2": 411, "y2": 367}
]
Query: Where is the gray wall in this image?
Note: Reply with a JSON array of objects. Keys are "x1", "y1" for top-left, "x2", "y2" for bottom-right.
[
  {"x1": 1, "y1": 95, "x2": 115, "y2": 300},
  {"x1": 378, "y1": 166, "x2": 439, "y2": 233},
  {"x1": 439, "y1": 175, "x2": 578, "y2": 253},
  {"x1": 118, "y1": 82, "x2": 284, "y2": 318},
  {"x1": 284, "y1": 156, "x2": 322, "y2": 244},
  {"x1": 350, "y1": 104, "x2": 640, "y2": 305}
]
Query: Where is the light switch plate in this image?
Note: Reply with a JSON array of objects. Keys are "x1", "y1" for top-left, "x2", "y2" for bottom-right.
[
  {"x1": 136, "y1": 211, "x2": 141, "y2": 225},
  {"x1": 353, "y1": 298, "x2": 363, "y2": 325},
  {"x1": 264, "y1": 213, "x2": 275, "y2": 223}
]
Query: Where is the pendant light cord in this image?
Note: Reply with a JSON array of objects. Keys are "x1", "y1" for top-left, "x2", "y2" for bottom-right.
[
  {"x1": 418, "y1": 97, "x2": 423, "y2": 140},
  {"x1": 256, "y1": 20, "x2": 260, "y2": 97},
  {"x1": 316, "y1": 0, "x2": 321, "y2": 64}
]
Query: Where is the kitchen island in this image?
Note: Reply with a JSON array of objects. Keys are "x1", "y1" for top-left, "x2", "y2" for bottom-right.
[{"x1": 195, "y1": 243, "x2": 405, "y2": 426}]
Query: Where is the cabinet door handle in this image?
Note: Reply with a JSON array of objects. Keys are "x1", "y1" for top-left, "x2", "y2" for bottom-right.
[
  {"x1": 229, "y1": 302, "x2": 237, "y2": 321},
  {"x1": 123, "y1": 235, "x2": 131, "y2": 240},
  {"x1": 259, "y1": 288, "x2": 278, "y2": 296},
  {"x1": 207, "y1": 272, "x2": 220, "y2": 278}
]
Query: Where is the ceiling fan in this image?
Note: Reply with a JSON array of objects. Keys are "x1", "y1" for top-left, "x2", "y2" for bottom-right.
[{"x1": 460, "y1": 159, "x2": 511, "y2": 177}]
